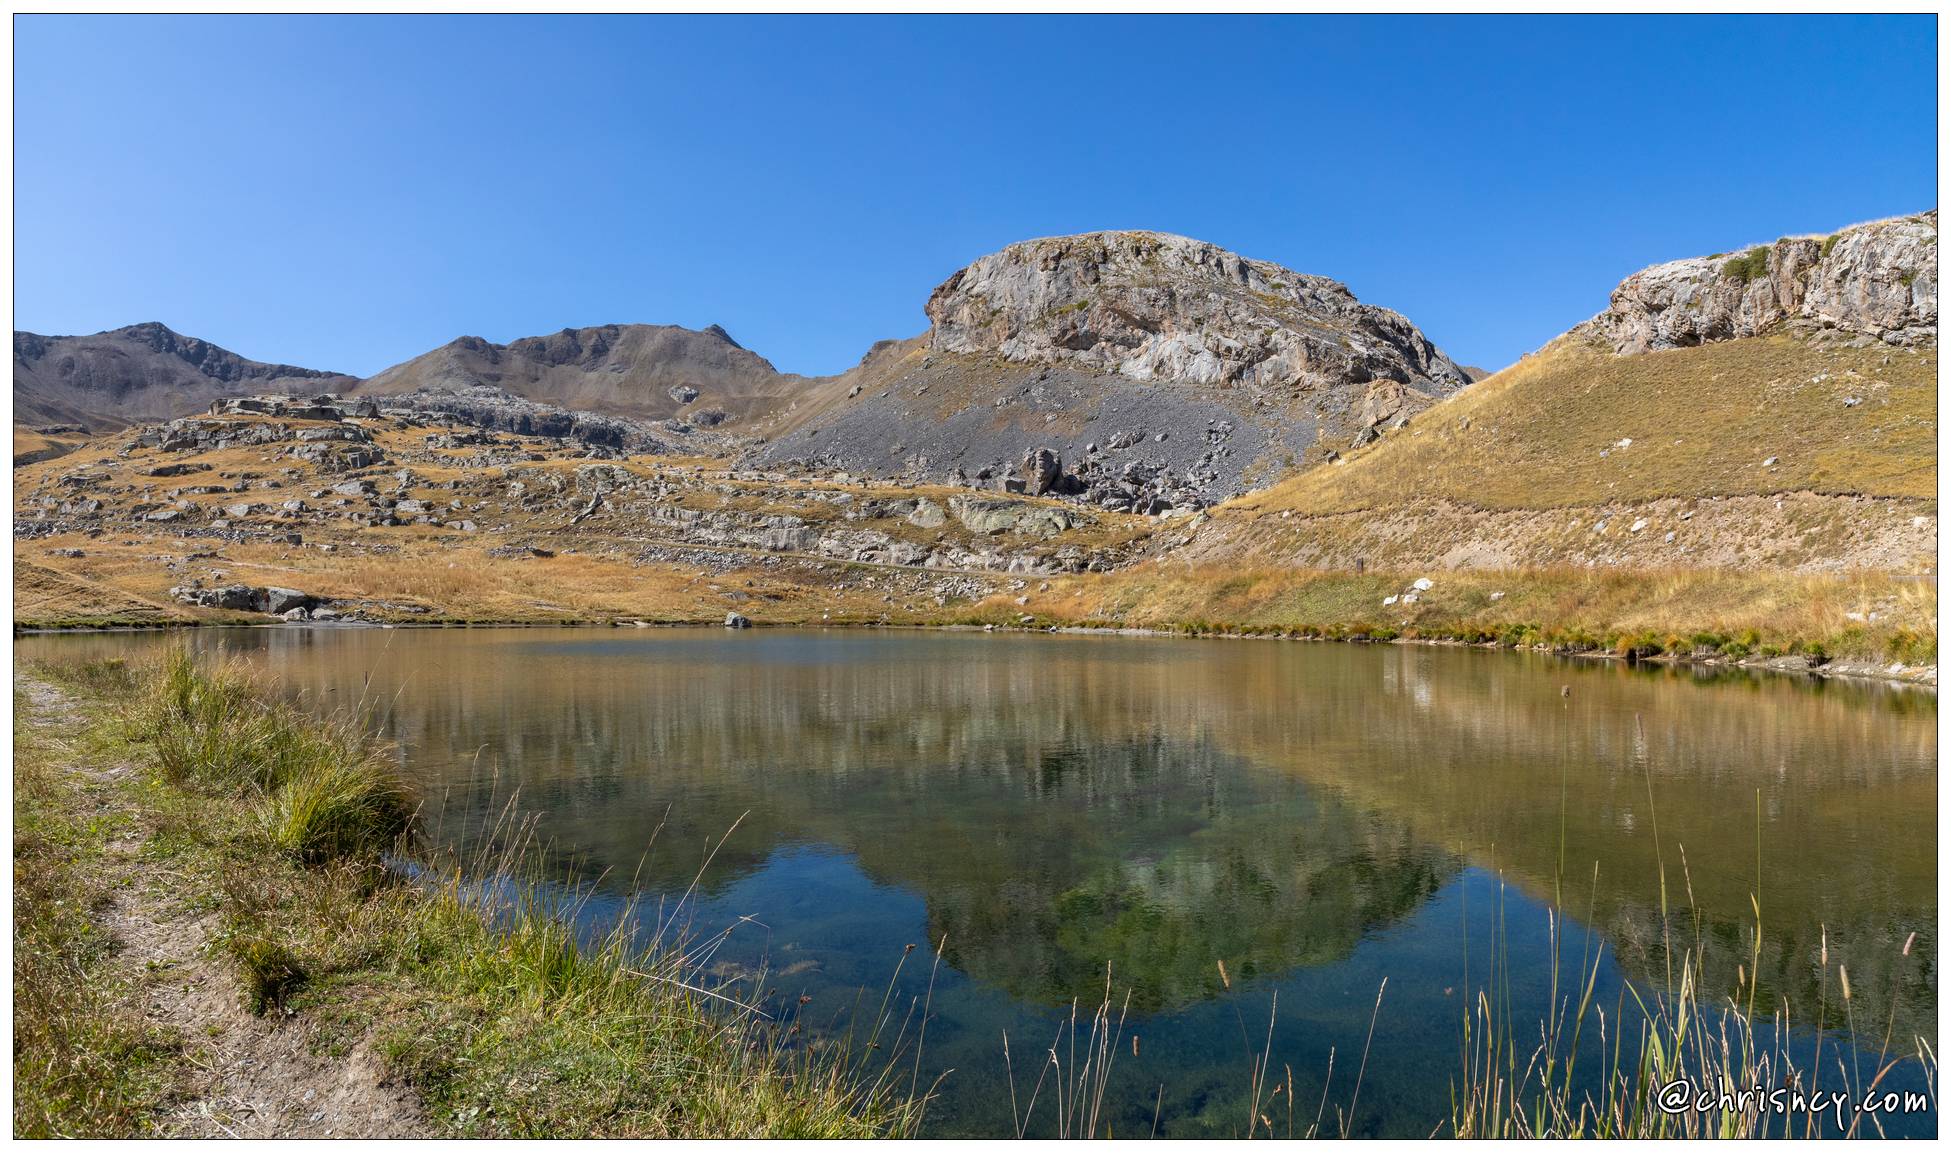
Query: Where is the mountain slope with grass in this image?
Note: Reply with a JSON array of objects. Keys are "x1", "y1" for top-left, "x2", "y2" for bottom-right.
[{"x1": 1176, "y1": 212, "x2": 1937, "y2": 575}]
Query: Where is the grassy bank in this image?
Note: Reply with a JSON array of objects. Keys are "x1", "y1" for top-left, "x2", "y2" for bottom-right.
[
  {"x1": 973, "y1": 564, "x2": 1936, "y2": 670},
  {"x1": 13, "y1": 651, "x2": 925, "y2": 1138}
]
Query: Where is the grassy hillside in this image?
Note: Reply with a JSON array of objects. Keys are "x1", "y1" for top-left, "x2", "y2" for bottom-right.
[{"x1": 1234, "y1": 333, "x2": 1935, "y2": 515}]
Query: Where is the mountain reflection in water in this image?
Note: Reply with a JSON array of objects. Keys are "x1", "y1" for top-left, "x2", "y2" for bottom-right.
[{"x1": 19, "y1": 627, "x2": 1935, "y2": 1136}]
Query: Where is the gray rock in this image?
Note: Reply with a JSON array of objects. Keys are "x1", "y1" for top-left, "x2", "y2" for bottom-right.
[
  {"x1": 1022, "y1": 447, "x2": 1062, "y2": 495},
  {"x1": 1576, "y1": 211, "x2": 1937, "y2": 353},
  {"x1": 926, "y1": 230, "x2": 1470, "y2": 392},
  {"x1": 261, "y1": 587, "x2": 312, "y2": 614},
  {"x1": 950, "y1": 496, "x2": 1079, "y2": 538},
  {"x1": 906, "y1": 498, "x2": 948, "y2": 529},
  {"x1": 724, "y1": 611, "x2": 752, "y2": 628}
]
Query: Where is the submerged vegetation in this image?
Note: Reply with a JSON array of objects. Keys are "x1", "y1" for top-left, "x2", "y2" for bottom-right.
[{"x1": 14, "y1": 650, "x2": 929, "y2": 1138}]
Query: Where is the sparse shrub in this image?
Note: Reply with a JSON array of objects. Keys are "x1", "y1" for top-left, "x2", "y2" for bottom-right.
[
  {"x1": 1886, "y1": 629, "x2": 1935, "y2": 665},
  {"x1": 1721, "y1": 246, "x2": 1772, "y2": 285}
]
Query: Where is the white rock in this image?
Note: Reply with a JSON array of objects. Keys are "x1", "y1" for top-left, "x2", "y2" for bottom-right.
[
  {"x1": 1762, "y1": 456, "x2": 1778, "y2": 467},
  {"x1": 1411, "y1": 577, "x2": 1434, "y2": 591},
  {"x1": 1616, "y1": 437, "x2": 1633, "y2": 448},
  {"x1": 1382, "y1": 595, "x2": 1399, "y2": 606},
  {"x1": 1628, "y1": 518, "x2": 1647, "y2": 533},
  {"x1": 1488, "y1": 591, "x2": 1505, "y2": 601}
]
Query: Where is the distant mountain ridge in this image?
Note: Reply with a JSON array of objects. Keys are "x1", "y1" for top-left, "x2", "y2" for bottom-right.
[
  {"x1": 14, "y1": 321, "x2": 355, "y2": 431},
  {"x1": 354, "y1": 322, "x2": 803, "y2": 425},
  {"x1": 17, "y1": 213, "x2": 1936, "y2": 529}
]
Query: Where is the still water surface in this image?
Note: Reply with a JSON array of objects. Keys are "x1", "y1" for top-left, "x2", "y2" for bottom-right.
[{"x1": 20, "y1": 628, "x2": 1937, "y2": 1136}]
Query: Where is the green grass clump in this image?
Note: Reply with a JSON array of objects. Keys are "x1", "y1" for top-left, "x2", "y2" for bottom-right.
[
  {"x1": 261, "y1": 753, "x2": 413, "y2": 865},
  {"x1": 1721, "y1": 245, "x2": 1772, "y2": 285},
  {"x1": 139, "y1": 649, "x2": 413, "y2": 864}
]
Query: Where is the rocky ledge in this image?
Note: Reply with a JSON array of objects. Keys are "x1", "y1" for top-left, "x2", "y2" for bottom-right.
[{"x1": 1576, "y1": 210, "x2": 1937, "y2": 353}]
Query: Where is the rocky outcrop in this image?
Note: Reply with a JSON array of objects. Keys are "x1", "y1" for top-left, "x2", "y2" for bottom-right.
[
  {"x1": 366, "y1": 385, "x2": 678, "y2": 454},
  {"x1": 193, "y1": 388, "x2": 685, "y2": 458},
  {"x1": 754, "y1": 232, "x2": 1476, "y2": 510},
  {"x1": 926, "y1": 231, "x2": 1471, "y2": 393},
  {"x1": 1576, "y1": 211, "x2": 1937, "y2": 354},
  {"x1": 169, "y1": 583, "x2": 322, "y2": 616}
]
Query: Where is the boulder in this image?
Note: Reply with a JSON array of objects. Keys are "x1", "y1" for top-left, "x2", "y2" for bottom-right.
[
  {"x1": 261, "y1": 587, "x2": 312, "y2": 614},
  {"x1": 906, "y1": 498, "x2": 948, "y2": 529},
  {"x1": 1022, "y1": 447, "x2": 1062, "y2": 495}
]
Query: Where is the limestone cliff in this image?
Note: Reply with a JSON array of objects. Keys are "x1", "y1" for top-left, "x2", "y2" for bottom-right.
[
  {"x1": 925, "y1": 230, "x2": 1471, "y2": 393},
  {"x1": 1576, "y1": 211, "x2": 1936, "y2": 354}
]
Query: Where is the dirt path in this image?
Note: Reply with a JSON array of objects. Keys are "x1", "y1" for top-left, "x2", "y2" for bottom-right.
[{"x1": 15, "y1": 675, "x2": 431, "y2": 1138}]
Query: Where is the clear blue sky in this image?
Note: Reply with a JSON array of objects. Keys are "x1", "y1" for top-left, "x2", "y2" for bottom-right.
[{"x1": 15, "y1": 14, "x2": 1937, "y2": 378}]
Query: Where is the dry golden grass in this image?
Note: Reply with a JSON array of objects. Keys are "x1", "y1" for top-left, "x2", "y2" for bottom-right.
[
  {"x1": 989, "y1": 563, "x2": 1937, "y2": 665},
  {"x1": 13, "y1": 425, "x2": 87, "y2": 467},
  {"x1": 1237, "y1": 334, "x2": 1936, "y2": 516},
  {"x1": 12, "y1": 531, "x2": 963, "y2": 627}
]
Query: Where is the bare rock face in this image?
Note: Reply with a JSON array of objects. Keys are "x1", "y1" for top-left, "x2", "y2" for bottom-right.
[
  {"x1": 924, "y1": 231, "x2": 1471, "y2": 393},
  {"x1": 1577, "y1": 211, "x2": 1937, "y2": 354}
]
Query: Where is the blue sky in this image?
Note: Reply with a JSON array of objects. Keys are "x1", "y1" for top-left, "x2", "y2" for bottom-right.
[{"x1": 14, "y1": 14, "x2": 1937, "y2": 378}]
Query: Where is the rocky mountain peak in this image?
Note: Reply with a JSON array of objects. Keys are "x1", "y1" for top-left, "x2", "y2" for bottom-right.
[
  {"x1": 1575, "y1": 210, "x2": 1938, "y2": 354},
  {"x1": 924, "y1": 230, "x2": 1471, "y2": 394},
  {"x1": 13, "y1": 323, "x2": 355, "y2": 432}
]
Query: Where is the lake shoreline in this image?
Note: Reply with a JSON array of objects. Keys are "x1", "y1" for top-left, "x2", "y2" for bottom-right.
[
  {"x1": 12, "y1": 656, "x2": 926, "y2": 1139},
  {"x1": 14, "y1": 615, "x2": 1939, "y2": 688}
]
